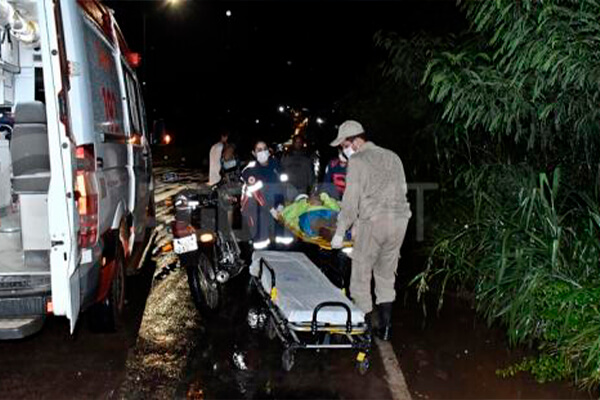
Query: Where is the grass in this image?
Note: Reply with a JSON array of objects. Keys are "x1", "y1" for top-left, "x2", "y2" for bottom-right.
[{"x1": 416, "y1": 165, "x2": 600, "y2": 389}]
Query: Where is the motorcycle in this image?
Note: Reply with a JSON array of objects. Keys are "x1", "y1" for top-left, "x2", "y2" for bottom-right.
[{"x1": 172, "y1": 183, "x2": 245, "y2": 314}]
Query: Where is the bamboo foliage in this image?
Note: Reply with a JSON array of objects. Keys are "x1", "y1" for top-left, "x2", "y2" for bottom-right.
[
  {"x1": 377, "y1": 0, "x2": 600, "y2": 387},
  {"x1": 424, "y1": 0, "x2": 600, "y2": 160},
  {"x1": 415, "y1": 167, "x2": 600, "y2": 387}
]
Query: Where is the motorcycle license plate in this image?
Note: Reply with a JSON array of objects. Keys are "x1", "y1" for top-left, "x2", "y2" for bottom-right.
[{"x1": 174, "y1": 234, "x2": 198, "y2": 254}]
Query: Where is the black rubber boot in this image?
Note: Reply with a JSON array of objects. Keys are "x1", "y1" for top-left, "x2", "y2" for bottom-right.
[{"x1": 377, "y1": 302, "x2": 393, "y2": 341}]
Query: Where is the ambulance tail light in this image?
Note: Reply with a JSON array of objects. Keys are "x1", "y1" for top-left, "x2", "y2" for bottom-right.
[{"x1": 75, "y1": 144, "x2": 98, "y2": 248}]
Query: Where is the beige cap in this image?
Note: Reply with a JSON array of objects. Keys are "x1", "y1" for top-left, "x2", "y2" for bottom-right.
[{"x1": 330, "y1": 120, "x2": 364, "y2": 147}]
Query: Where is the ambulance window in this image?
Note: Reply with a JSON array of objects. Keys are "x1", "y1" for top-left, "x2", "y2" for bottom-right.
[
  {"x1": 123, "y1": 70, "x2": 141, "y2": 136},
  {"x1": 82, "y1": 19, "x2": 125, "y2": 137}
]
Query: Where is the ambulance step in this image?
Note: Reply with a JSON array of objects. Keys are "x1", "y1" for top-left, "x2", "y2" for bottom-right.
[{"x1": 0, "y1": 316, "x2": 44, "y2": 339}]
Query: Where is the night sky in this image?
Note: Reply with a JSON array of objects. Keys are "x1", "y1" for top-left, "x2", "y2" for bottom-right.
[{"x1": 106, "y1": 0, "x2": 464, "y2": 151}]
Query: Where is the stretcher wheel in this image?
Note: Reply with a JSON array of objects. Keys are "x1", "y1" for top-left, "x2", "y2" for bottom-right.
[
  {"x1": 282, "y1": 348, "x2": 295, "y2": 372},
  {"x1": 267, "y1": 316, "x2": 277, "y2": 340},
  {"x1": 356, "y1": 355, "x2": 370, "y2": 376}
]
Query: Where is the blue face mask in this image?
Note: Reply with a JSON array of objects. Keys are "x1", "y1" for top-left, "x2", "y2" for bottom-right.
[{"x1": 223, "y1": 159, "x2": 237, "y2": 170}]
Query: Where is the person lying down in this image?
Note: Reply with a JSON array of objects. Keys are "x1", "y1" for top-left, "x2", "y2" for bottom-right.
[{"x1": 274, "y1": 193, "x2": 352, "y2": 242}]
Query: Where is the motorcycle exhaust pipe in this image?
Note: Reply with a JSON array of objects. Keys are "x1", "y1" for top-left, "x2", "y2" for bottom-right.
[{"x1": 216, "y1": 270, "x2": 230, "y2": 284}]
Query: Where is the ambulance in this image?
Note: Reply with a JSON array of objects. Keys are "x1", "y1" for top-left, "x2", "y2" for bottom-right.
[{"x1": 0, "y1": 0, "x2": 154, "y2": 339}]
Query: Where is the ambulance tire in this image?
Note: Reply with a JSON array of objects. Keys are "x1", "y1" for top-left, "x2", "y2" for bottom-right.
[{"x1": 89, "y1": 244, "x2": 126, "y2": 333}]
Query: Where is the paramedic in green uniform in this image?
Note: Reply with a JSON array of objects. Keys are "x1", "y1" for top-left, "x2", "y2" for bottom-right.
[{"x1": 330, "y1": 120, "x2": 411, "y2": 341}]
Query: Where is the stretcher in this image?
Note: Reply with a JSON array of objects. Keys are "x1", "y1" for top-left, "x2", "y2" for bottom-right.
[
  {"x1": 249, "y1": 251, "x2": 371, "y2": 374},
  {"x1": 276, "y1": 213, "x2": 353, "y2": 290}
]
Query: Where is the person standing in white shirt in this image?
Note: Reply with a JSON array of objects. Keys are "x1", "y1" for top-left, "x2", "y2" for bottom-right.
[{"x1": 208, "y1": 131, "x2": 229, "y2": 186}]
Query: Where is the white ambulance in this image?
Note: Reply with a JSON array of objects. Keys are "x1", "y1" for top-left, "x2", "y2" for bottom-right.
[{"x1": 0, "y1": 0, "x2": 154, "y2": 339}]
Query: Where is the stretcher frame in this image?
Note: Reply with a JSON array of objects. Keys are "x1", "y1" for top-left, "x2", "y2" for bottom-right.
[{"x1": 250, "y1": 257, "x2": 371, "y2": 374}]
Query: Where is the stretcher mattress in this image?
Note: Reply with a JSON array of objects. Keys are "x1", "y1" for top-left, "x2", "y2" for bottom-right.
[{"x1": 250, "y1": 251, "x2": 365, "y2": 325}]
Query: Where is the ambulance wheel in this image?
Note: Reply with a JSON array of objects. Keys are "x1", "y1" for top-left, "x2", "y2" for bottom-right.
[
  {"x1": 89, "y1": 243, "x2": 126, "y2": 333},
  {"x1": 187, "y1": 252, "x2": 220, "y2": 315},
  {"x1": 356, "y1": 356, "x2": 370, "y2": 376},
  {"x1": 282, "y1": 348, "x2": 295, "y2": 372}
]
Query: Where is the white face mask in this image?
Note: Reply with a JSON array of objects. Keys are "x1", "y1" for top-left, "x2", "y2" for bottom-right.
[
  {"x1": 343, "y1": 146, "x2": 355, "y2": 159},
  {"x1": 256, "y1": 150, "x2": 270, "y2": 164}
]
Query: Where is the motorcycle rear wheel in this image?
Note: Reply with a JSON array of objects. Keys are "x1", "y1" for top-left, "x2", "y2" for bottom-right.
[{"x1": 187, "y1": 252, "x2": 221, "y2": 315}]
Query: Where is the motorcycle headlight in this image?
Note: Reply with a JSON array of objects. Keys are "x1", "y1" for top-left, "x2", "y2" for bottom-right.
[{"x1": 198, "y1": 231, "x2": 216, "y2": 244}]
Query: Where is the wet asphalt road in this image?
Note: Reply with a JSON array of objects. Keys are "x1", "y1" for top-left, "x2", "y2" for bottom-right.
[
  {"x1": 0, "y1": 167, "x2": 596, "y2": 400},
  {"x1": 176, "y1": 272, "x2": 392, "y2": 400},
  {"x1": 0, "y1": 263, "x2": 155, "y2": 399}
]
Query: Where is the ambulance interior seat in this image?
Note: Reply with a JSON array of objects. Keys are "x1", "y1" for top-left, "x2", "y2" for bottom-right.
[
  {"x1": 10, "y1": 101, "x2": 50, "y2": 193},
  {"x1": 9, "y1": 101, "x2": 52, "y2": 251}
]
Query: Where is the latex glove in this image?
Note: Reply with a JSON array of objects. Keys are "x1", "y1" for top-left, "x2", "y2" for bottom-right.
[
  {"x1": 331, "y1": 234, "x2": 344, "y2": 249},
  {"x1": 270, "y1": 207, "x2": 280, "y2": 220}
]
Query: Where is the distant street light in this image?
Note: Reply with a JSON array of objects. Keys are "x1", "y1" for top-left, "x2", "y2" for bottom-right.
[
  {"x1": 167, "y1": 0, "x2": 181, "y2": 6},
  {"x1": 316, "y1": 117, "x2": 324, "y2": 125},
  {"x1": 278, "y1": 106, "x2": 285, "y2": 113},
  {"x1": 255, "y1": 119, "x2": 260, "y2": 124},
  {"x1": 226, "y1": 10, "x2": 232, "y2": 17}
]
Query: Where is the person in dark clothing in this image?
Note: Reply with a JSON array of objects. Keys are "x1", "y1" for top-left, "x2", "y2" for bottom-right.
[
  {"x1": 280, "y1": 135, "x2": 315, "y2": 198},
  {"x1": 321, "y1": 150, "x2": 348, "y2": 200},
  {"x1": 241, "y1": 140, "x2": 292, "y2": 249},
  {"x1": 220, "y1": 143, "x2": 241, "y2": 184},
  {"x1": 217, "y1": 143, "x2": 242, "y2": 230}
]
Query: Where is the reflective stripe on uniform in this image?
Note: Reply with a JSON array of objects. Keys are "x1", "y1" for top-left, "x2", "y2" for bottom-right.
[
  {"x1": 275, "y1": 236, "x2": 294, "y2": 245},
  {"x1": 246, "y1": 180, "x2": 264, "y2": 194},
  {"x1": 253, "y1": 238, "x2": 271, "y2": 250}
]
